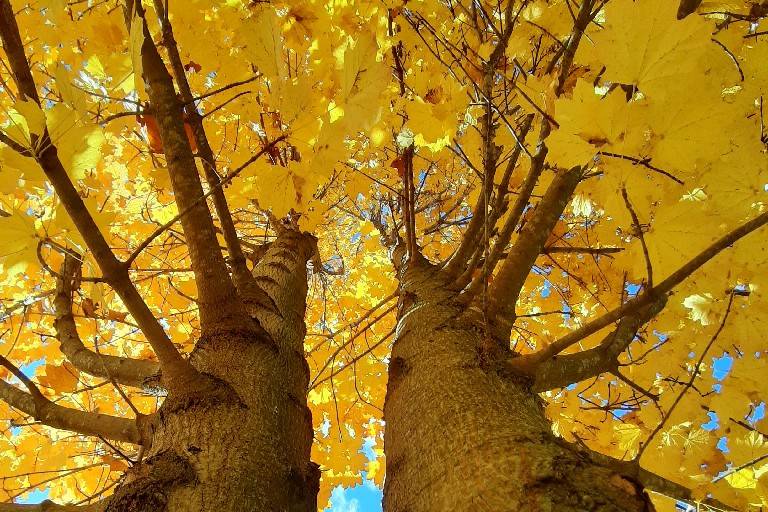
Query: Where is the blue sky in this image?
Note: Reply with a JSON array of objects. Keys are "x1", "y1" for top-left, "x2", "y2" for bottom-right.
[
  {"x1": 326, "y1": 436, "x2": 383, "y2": 512},
  {"x1": 326, "y1": 479, "x2": 382, "y2": 512}
]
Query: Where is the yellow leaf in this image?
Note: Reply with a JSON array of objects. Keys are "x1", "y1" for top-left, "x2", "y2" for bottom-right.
[
  {"x1": 46, "y1": 104, "x2": 105, "y2": 180},
  {"x1": 726, "y1": 468, "x2": 758, "y2": 490},
  {"x1": 340, "y1": 36, "x2": 390, "y2": 131},
  {"x1": 546, "y1": 129, "x2": 596, "y2": 168},
  {"x1": 243, "y1": 5, "x2": 284, "y2": 77},
  {"x1": 85, "y1": 55, "x2": 106, "y2": 79},
  {"x1": 592, "y1": 0, "x2": 713, "y2": 96},
  {"x1": 55, "y1": 64, "x2": 87, "y2": 115},
  {"x1": 129, "y1": 12, "x2": 145, "y2": 93},
  {"x1": 0, "y1": 146, "x2": 45, "y2": 186},
  {"x1": 14, "y1": 100, "x2": 46, "y2": 137},
  {"x1": 0, "y1": 211, "x2": 39, "y2": 270}
]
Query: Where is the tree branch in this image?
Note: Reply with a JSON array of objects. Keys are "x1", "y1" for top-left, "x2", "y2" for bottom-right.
[
  {"x1": 401, "y1": 145, "x2": 419, "y2": 259},
  {"x1": 150, "y1": 0, "x2": 255, "y2": 298},
  {"x1": 0, "y1": 0, "x2": 198, "y2": 390},
  {"x1": 458, "y1": 119, "x2": 544, "y2": 295},
  {"x1": 531, "y1": 295, "x2": 667, "y2": 391},
  {"x1": 53, "y1": 255, "x2": 160, "y2": 388},
  {"x1": 124, "y1": 136, "x2": 286, "y2": 267},
  {"x1": 579, "y1": 448, "x2": 736, "y2": 511},
  {"x1": 129, "y1": 3, "x2": 252, "y2": 333},
  {"x1": 0, "y1": 355, "x2": 141, "y2": 444},
  {"x1": 509, "y1": 209, "x2": 768, "y2": 374},
  {"x1": 487, "y1": 166, "x2": 583, "y2": 325},
  {"x1": 442, "y1": 1, "x2": 521, "y2": 278},
  {"x1": 636, "y1": 292, "x2": 736, "y2": 461},
  {"x1": 621, "y1": 187, "x2": 653, "y2": 287},
  {"x1": 548, "y1": 0, "x2": 596, "y2": 95}
]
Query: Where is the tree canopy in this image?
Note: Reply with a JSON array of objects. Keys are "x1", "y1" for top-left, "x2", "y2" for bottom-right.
[{"x1": 0, "y1": 0, "x2": 767, "y2": 510}]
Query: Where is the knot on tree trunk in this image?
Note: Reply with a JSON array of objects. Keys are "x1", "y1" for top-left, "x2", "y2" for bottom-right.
[
  {"x1": 105, "y1": 450, "x2": 196, "y2": 512},
  {"x1": 158, "y1": 372, "x2": 245, "y2": 419}
]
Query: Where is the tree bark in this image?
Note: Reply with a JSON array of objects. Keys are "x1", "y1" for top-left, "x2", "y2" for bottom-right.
[
  {"x1": 103, "y1": 230, "x2": 319, "y2": 512},
  {"x1": 383, "y1": 256, "x2": 654, "y2": 512}
]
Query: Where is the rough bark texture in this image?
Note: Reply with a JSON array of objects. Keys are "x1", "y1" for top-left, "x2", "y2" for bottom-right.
[
  {"x1": 105, "y1": 231, "x2": 319, "y2": 512},
  {"x1": 383, "y1": 255, "x2": 654, "y2": 512}
]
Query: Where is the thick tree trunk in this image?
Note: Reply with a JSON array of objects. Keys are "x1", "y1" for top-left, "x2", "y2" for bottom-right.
[
  {"x1": 383, "y1": 257, "x2": 653, "y2": 512},
  {"x1": 106, "y1": 231, "x2": 319, "y2": 512}
]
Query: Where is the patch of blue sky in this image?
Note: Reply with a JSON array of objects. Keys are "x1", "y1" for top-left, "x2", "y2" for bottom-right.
[
  {"x1": 701, "y1": 411, "x2": 719, "y2": 431},
  {"x1": 716, "y1": 437, "x2": 729, "y2": 453},
  {"x1": 361, "y1": 437, "x2": 377, "y2": 461},
  {"x1": 612, "y1": 408, "x2": 632, "y2": 418},
  {"x1": 540, "y1": 280, "x2": 551, "y2": 298},
  {"x1": 20, "y1": 358, "x2": 45, "y2": 378},
  {"x1": 748, "y1": 402, "x2": 765, "y2": 424},
  {"x1": 326, "y1": 476, "x2": 382, "y2": 512},
  {"x1": 625, "y1": 283, "x2": 642, "y2": 297},
  {"x1": 319, "y1": 416, "x2": 331, "y2": 438},
  {"x1": 711, "y1": 353, "x2": 733, "y2": 381},
  {"x1": 326, "y1": 429, "x2": 383, "y2": 511},
  {"x1": 16, "y1": 488, "x2": 49, "y2": 504}
]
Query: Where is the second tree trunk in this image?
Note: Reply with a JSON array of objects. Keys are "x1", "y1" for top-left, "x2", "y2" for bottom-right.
[{"x1": 383, "y1": 258, "x2": 652, "y2": 511}]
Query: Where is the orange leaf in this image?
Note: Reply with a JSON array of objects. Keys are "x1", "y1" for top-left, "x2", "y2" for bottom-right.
[
  {"x1": 184, "y1": 121, "x2": 198, "y2": 154},
  {"x1": 81, "y1": 298, "x2": 98, "y2": 317},
  {"x1": 39, "y1": 363, "x2": 79, "y2": 393},
  {"x1": 138, "y1": 114, "x2": 164, "y2": 154},
  {"x1": 390, "y1": 156, "x2": 405, "y2": 178},
  {"x1": 138, "y1": 113, "x2": 198, "y2": 154},
  {"x1": 107, "y1": 309, "x2": 128, "y2": 322}
]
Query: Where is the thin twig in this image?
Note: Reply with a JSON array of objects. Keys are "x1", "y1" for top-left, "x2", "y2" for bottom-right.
[
  {"x1": 600, "y1": 151, "x2": 684, "y2": 185},
  {"x1": 636, "y1": 292, "x2": 736, "y2": 461},
  {"x1": 125, "y1": 136, "x2": 286, "y2": 266},
  {"x1": 621, "y1": 187, "x2": 653, "y2": 287}
]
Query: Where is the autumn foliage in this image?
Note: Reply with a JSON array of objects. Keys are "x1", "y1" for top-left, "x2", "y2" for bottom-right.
[{"x1": 0, "y1": 0, "x2": 767, "y2": 510}]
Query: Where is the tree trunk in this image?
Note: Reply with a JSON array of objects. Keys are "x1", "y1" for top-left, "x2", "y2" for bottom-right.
[
  {"x1": 106, "y1": 231, "x2": 319, "y2": 512},
  {"x1": 383, "y1": 257, "x2": 653, "y2": 512}
]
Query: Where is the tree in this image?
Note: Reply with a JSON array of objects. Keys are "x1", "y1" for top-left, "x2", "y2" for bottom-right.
[
  {"x1": 0, "y1": 0, "x2": 766, "y2": 512},
  {"x1": 0, "y1": 1, "x2": 323, "y2": 510},
  {"x1": 374, "y1": 0, "x2": 768, "y2": 510}
]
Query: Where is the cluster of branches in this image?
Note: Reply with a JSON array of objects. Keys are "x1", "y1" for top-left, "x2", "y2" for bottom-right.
[
  {"x1": 378, "y1": 0, "x2": 763, "y2": 378},
  {"x1": 0, "y1": 0, "x2": 299, "y2": 505}
]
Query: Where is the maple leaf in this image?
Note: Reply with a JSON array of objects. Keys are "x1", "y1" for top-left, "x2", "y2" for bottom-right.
[
  {"x1": 340, "y1": 36, "x2": 390, "y2": 131},
  {"x1": 39, "y1": 363, "x2": 80, "y2": 394},
  {"x1": 592, "y1": 0, "x2": 714, "y2": 97}
]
